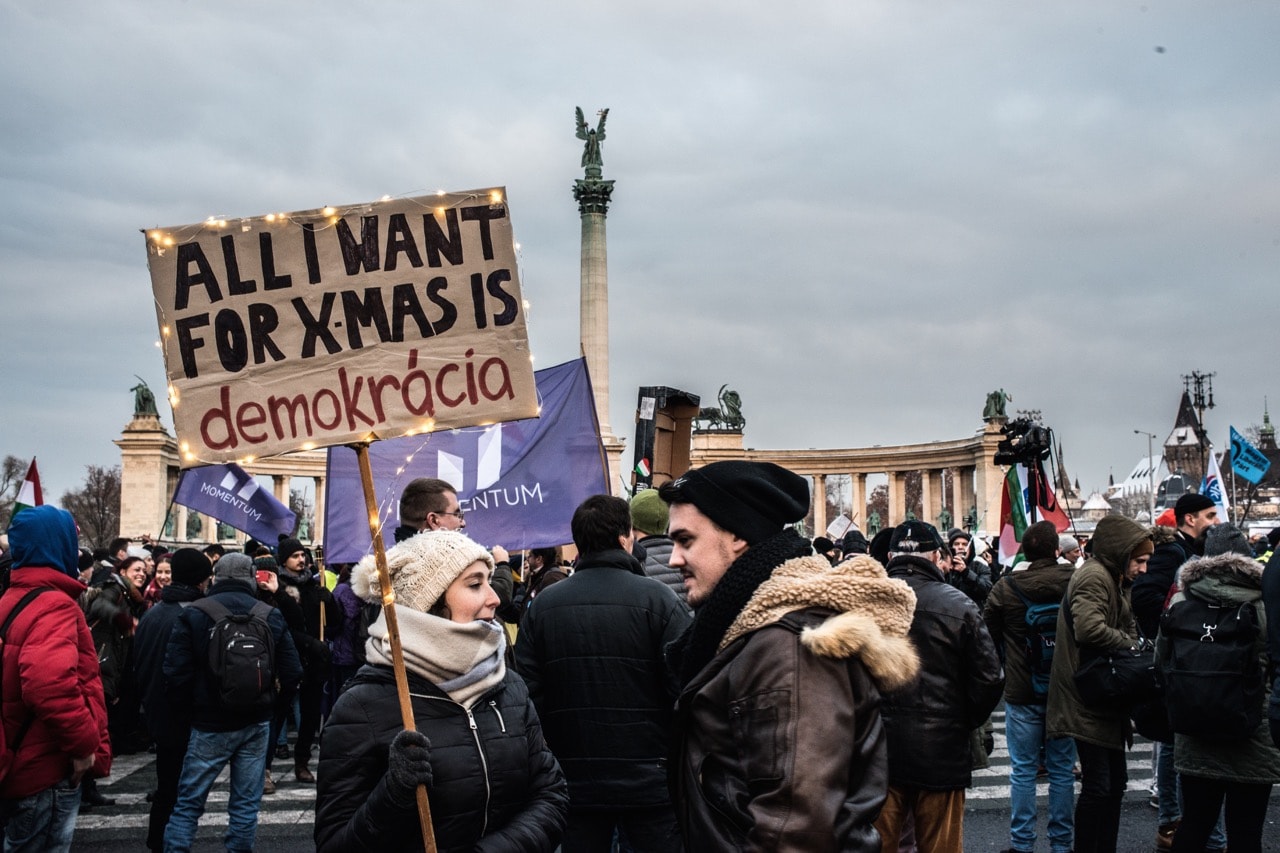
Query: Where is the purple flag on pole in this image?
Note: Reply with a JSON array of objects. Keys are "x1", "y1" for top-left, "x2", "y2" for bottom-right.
[
  {"x1": 173, "y1": 462, "x2": 298, "y2": 543},
  {"x1": 323, "y1": 358, "x2": 608, "y2": 563}
]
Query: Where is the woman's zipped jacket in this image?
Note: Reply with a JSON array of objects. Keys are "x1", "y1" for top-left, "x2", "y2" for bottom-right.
[{"x1": 314, "y1": 665, "x2": 568, "y2": 852}]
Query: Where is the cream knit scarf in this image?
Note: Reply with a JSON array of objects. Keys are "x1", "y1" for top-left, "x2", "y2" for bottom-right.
[{"x1": 366, "y1": 607, "x2": 506, "y2": 710}]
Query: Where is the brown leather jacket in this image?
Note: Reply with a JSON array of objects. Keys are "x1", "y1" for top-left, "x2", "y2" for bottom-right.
[{"x1": 670, "y1": 555, "x2": 919, "y2": 852}]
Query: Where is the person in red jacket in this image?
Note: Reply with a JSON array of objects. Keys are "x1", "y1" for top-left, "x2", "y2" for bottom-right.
[{"x1": 0, "y1": 505, "x2": 112, "y2": 853}]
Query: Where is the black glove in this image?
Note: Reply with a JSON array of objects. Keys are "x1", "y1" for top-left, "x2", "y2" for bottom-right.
[
  {"x1": 385, "y1": 730, "x2": 433, "y2": 808},
  {"x1": 983, "y1": 733, "x2": 995, "y2": 756},
  {"x1": 1270, "y1": 717, "x2": 1280, "y2": 752}
]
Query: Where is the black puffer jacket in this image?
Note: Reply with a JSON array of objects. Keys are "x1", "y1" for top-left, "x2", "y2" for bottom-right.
[
  {"x1": 882, "y1": 554, "x2": 1004, "y2": 790},
  {"x1": 315, "y1": 664, "x2": 568, "y2": 852},
  {"x1": 513, "y1": 549, "x2": 690, "y2": 808},
  {"x1": 82, "y1": 574, "x2": 135, "y2": 704},
  {"x1": 635, "y1": 535, "x2": 689, "y2": 607},
  {"x1": 131, "y1": 582, "x2": 203, "y2": 744}
]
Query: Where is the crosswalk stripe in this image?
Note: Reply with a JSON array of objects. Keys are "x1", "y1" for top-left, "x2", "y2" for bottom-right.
[{"x1": 74, "y1": 710, "x2": 1164, "y2": 834}]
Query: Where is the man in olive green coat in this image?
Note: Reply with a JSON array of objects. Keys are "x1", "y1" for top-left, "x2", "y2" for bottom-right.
[{"x1": 1046, "y1": 515, "x2": 1151, "y2": 853}]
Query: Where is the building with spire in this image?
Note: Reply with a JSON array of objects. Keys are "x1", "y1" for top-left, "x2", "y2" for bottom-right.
[{"x1": 1164, "y1": 390, "x2": 1209, "y2": 484}]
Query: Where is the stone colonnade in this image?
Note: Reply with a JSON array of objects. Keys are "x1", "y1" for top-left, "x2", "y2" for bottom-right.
[
  {"x1": 689, "y1": 423, "x2": 1008, "y2": 537},
  {"x1": 119, "y1": 413, "x2": 1010, "y2": 549}
]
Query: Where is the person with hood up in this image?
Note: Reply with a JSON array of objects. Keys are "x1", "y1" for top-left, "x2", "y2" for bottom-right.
[
  {"x1": 1046, "y1": 514, "x2": 1152, "y2": 853},
  {"x1": 1157, "y1": 524, "x2": 1278, "y2": 853},
  {"x1": 0, "y1": 505, "x2": 112, "y2": 853},
  {"x1": 315, "y1": 529, "x2": 569, "y2": 852}
]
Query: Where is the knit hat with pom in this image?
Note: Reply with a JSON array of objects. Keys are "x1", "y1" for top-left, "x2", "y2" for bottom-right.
[{"x1": 351, "y1": 530, "x2": 495, "y2": 613}]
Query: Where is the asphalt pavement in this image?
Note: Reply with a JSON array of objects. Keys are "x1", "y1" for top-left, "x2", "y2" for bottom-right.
[{"x1": 70, "y1": 708, "x2": 1280, "y2": 851}]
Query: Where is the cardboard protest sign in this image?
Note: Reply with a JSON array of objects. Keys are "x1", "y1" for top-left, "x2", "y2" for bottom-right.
[{"x1": 144, "y1": 189, "x2": 538, "y2": 467}]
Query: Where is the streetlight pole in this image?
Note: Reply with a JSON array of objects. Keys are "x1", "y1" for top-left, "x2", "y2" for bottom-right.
[{"x1": 1134, "y1": 429, "x2": 1157, "y2": 523}]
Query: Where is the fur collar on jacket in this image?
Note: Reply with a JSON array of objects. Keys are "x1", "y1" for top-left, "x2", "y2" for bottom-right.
[
  {"x1": 1177, "y1": 551, "x2": 1264, "y2": 588},
  {"x1": 721, "y1": 554, "x2": 920, "y2": 693}
]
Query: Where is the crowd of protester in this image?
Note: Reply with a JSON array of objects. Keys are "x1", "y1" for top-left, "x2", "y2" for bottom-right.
[{"x1": 1, "y1": 471, "x2": 1279, "y2": 852}]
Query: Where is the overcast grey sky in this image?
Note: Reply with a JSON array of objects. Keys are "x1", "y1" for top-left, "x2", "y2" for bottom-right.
[{"x1": 3, "y1": 1, "x2": 1278, "y2": 509}]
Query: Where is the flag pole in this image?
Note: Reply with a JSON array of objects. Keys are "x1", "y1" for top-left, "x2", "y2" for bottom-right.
[
  {"x1": 352, "y1": 441, "x2": 437, "y2": 853},
  {"x1": 1230, "y1": 457, "x2": 1239, "y2": 526}
]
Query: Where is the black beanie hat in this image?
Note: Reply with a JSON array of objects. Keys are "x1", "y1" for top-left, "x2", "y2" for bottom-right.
[
  {"x1": 277, "y1": 537, "x2": 305, "y2": 562},
  {"x1": 171, "y1": 547, "x2": 213, "y2": 587},
  {"x1": 1174, "y1": 492, "x2": 1215, "y2": 522},
  {"x1": 664, "y1": 461, "x2": 809, "y2": 544}
]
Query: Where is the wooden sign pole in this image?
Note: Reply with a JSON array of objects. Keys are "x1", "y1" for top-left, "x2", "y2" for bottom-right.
[{"x1": 353, "y1": 442, "x2": 437, "y2": 852}]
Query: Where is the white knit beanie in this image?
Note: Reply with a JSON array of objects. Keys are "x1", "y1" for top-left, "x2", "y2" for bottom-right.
[{"x1": 352, "y1": 530, "x2": 495, "y2": 613}]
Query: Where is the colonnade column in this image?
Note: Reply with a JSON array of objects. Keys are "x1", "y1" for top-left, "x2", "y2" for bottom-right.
[
  {"x1": 272, "y1": 475, "x2": 291, "y2": 504},
  {"x1": 920, "y1": 470, "x2": 934, "y2": 528},
  {"x1": 926, "y1": 470, "x2": 945, "y2": 528},
  {"x1": 887, "y1": 472, "x2": 905, "y2": 527},
  {"x1": 851, "y1": 474, "x2": 866, "y2": 530},
  {"x1": 812, "y1": 474, "x2": 827, "y2": 538},
  {"x1": 958, "y1": 467, "x2": 976, "y2": 528},
  {"x1": 312, "y1": 476, "x2": 325, "y2": 545}
]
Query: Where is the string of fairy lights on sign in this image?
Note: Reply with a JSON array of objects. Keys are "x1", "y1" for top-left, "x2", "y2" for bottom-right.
[{"x1": 147, "y1": 188, "x2": 543, "y2": 545}]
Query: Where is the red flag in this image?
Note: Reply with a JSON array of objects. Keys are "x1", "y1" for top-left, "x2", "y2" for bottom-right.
[{"x1": 1030, "y1": 459, "x2": 1070, "y2": 532}]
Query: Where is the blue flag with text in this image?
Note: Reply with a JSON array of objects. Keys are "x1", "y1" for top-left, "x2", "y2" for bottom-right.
[
  {"x1": 323, "y1": 358, "x2": 608, "y2": 563},
  {"x1": 1229, "y1": 426, "x2": 1271, "y2": 485},
  {"x1": 173, "y1": 462, "x2": 298, "y2": 543}
]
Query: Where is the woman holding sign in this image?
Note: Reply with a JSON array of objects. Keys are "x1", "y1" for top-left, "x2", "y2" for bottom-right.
[{"x1": 314, "y1": 530, "x2": 568, "y2": 852}]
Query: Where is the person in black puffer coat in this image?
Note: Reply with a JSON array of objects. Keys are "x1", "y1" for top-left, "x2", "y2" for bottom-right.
[
  {"x1": 130, "y1": 548, "x2": 211, "y2": 852},
  {"x1": 316, "y1": 530, "x2": 568, "y2": 852},
  {"x1": 516, "y1": 495, "x2": 691, "y2": 848}
]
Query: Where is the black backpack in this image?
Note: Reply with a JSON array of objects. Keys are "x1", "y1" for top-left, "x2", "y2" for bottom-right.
[
  {"x1": 192, "y1": 598, "x2": 276, "y2": 711},
  {"x1": 1006, "y1": 577, "x2": 1059, "y2": 700},
  {"x1": 1159, "y1": 596, "x2": 1263, "y2": 740}
]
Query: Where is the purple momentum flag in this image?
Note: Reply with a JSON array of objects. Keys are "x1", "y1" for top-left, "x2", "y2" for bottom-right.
[
  {"x1": 173, "y1": 462, "x2": 298, "y2": 544},
  {"x1": 324, "y1": 358, "x2": 608, "y2": 563}
]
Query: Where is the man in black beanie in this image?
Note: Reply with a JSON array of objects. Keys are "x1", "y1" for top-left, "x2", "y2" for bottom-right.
[
  {"x1": 131, "y1": 548, "x2": 210, "y2": 851},
  {"x1": 659, "y1": 461, "x2": 921, "y2": 851}
]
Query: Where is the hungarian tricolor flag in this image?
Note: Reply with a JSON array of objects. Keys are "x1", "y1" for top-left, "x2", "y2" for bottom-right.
[
  {"x1": 635, "y1": 458, "x2": 651, "y2": 478},
  {"x1": 11, "y1": 459, "x2": 43, "y2": 521},
  {"x1": 998, "y1": 465, "x2": 1029, "y2": 566}
]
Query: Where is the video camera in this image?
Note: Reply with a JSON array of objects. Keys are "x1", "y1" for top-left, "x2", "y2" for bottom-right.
[{"x1": 993, "y1": 417, "x2": 1052, "y2": 466}]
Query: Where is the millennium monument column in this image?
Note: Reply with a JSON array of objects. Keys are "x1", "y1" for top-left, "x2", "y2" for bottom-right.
[{"x1": 573, "y1": 107, "x2": 625, "y2": 492}]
